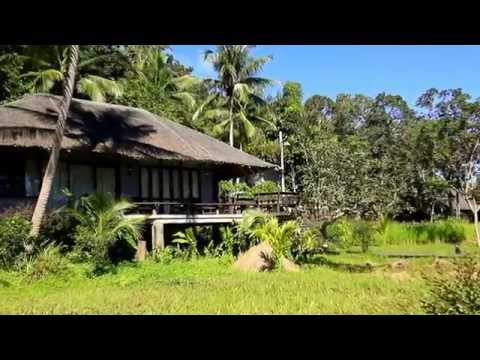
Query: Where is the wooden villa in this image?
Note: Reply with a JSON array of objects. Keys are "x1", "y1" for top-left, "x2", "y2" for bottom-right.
[{"x1": 0, "y1": 93, "x2": 303, "y2": 251}]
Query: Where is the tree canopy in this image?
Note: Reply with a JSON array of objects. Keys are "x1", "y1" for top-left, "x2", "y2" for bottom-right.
[{"x1": 1, "y1": 45, "x2": 479, "y2": 222}]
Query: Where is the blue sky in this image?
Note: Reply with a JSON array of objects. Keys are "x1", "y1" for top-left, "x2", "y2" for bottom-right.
[{"x1": 170, "y1": 45, "x2": 480, "y2": 107}]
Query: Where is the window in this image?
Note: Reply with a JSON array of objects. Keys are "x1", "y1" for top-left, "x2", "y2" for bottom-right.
[
  {"x1": 70, "y1": 165, "x2": 94, "y2": 198},
  {"x1": 171, "y1": 169, "x2": 180, "y2": 199},
  {"x1": 152, "y1": 168, "x2": 160, "y2": 199},
  {"x1": 0, "y1": 156, "x2": 25, "y2": 197},
  {"x1": 96, "y1": 167, "x2": 116, "y2": 196},
  {"x1": 140, "y1": 167, "x2": 150, "y2": 199},
  {"x1": 191, "y1": 170, "x2": 199, "y2": 199},
  {"x1": 162, "y1": 169, "x2": 170, "y2": 199},
  {"x1": 182, "y1": 170, "x2": 191, "y2": 199},
  {"x1": 25, "y1": 159, "x2": 40, "y2": 197}
]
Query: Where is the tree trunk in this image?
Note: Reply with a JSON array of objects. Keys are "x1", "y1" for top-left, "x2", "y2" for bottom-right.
[
  {"x1": 455, "y1": 192, "x2": 461, "y2": 219},
  {"x1": 430, "y1": 202, "x2": 435, "y2": 222},
  {"x1": 29, "y1": 45, "x2": 80, "y2": 237},
  {"x1": 228, "y1": 97, "x2": 234, "y2": 147}
]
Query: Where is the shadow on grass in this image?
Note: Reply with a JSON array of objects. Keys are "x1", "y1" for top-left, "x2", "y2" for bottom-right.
[
  {"x1": 0, "y1": 278, "x2": 11, "y2": 288},
  {"x1": 303, "y1": 256, "x2": 376, "y2": 273}
]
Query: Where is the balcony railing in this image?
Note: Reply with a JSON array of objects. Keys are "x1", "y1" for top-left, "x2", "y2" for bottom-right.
[{"x1": 130, "y1": 192, "x2": 330, "y2": 221}]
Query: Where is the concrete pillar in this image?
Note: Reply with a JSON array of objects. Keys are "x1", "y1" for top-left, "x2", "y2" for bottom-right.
[
  {"x1": 152, "y1": 221, "x2": 165, "y2": 250},
  {"x1": 136, "y1": 239, "x2": 147, "y2": 261}
]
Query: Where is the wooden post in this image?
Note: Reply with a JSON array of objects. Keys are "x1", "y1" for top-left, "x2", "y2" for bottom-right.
[
  {"x1": 279, "y1": 130, "x2": 286, "y2": 192},
  {"x1": 277, "y1": 191, "x2": 281, "y2": 214}
]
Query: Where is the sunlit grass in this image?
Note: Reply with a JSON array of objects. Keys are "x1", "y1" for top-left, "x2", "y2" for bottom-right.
[{"x1": 0, "y1": 255, "x2": 429, "y2": 314}]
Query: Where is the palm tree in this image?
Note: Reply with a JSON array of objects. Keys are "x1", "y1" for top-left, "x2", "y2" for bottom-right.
[
  {"x1": 20, "y1": 46, "x2": 122, "y2": 102},
  {"x1": 29, "y1": 45, "x2": 80, "y2": 237},
  {"x1": 198, "y1": 45, "x2": 273, "y2": 147},
  {"x1": 129, "y1": 46, "x2": 201, "y2": 110}
]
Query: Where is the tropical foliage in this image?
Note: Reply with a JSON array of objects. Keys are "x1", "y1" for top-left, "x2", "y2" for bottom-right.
[
  {"x1": 68, "y1": 193, "x2": 146, "y2": 272},
  {"x1": 1, "y1": 45, "x2": 480, "y2": 229}
]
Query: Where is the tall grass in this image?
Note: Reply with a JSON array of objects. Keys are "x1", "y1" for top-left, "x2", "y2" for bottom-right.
[{"x1": 375, "y1": 218, "x2": 475, "y2": 246}]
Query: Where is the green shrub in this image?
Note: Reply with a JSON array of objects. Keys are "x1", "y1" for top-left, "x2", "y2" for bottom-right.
[
  {"x1": 325, "y1": 218, "x2": 354, "y2": 248},
  {"x1": 352, "y1": 220, "x2": 377, "y2": 253},
  {"x1": 290, "y1": 227, "x2": 321, "y2": 263},
  {"x1": 234, "y1": 210, "x2": 269, "y2": 252},
  {"x1": 149, "y1": 246, "x2": 178, "y2": 264},
  {"x1": 69, "y1": 193, "x2": 146, "y2": 274},
  {"x1": 0, "y1": 215, "x2": 32, "y2": 269},
  {"x1": 251, "y1": 181, "x2": 280, "y2": 195},
  {"x1": 422, "y1": 259, "x2": 480, "y2": 314},
  {"x1": 253, "y1": 218, "x2": 298, "y2": 260},
  {"x1": 219, "y1": 180, "x2": 280, "y2": 201},
  {"x1": 38, "y1": 208, "x2": 78, "y2": 250},
  {"x1": 218, "y1": 180, "x2": 253, "y2": 200},
  {"x1": 172, "y1": 228, "x2": 199, "y2": 259},
  {"x1": 22, "y1": 244, "x2": 69, "y2": 281}
]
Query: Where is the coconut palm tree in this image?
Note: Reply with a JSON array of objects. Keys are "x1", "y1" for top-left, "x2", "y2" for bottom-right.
[
  {"x1": 129, "y1": 46, "x2": 200, "y2": 110},
  {"x1": 198, "y1": 45, "x2": 273, "y2": 147},
  {"x1": 29, "y1": 45, "x2": 80, "y2": 237},
  {"x1": 20, "y1": 46, "x2": 122, "y2": 102}
]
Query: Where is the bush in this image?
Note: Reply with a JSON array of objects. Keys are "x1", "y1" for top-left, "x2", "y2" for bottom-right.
[
  {"x1": 219, "y1": 180, "x2": 253, "y2": 200},
  {"x1": 352, "y1": 220, "x2": 377, "y2": 253},
  {"x1": 171, "y1": 228, "x2": 200, "y2": 259},
  {"x1": 422, "y1": 259, "x2": 480, "y2": 314},
  {"x1": 290, "y1": 227, "x2": 321, "y2": 263},
  {"x1": 0, "y1": 215, "x2": 32, "y2": 269},
  {"x1": 251, "y1": 181, "x2": 280, "y2": 195},
  {"x1": 219, "y1": 180, "x2": 280, "y2": 201},
  {"x1": 149, "y1": 246, "x2": 178, "y2": 264},
  {"x1": 22, "y1": 244, "x2": 69, "y2": 281},
  {"x1": 325, "y1": 218, "x2": 354, "y2": 248},
  {"x1": 0, "y1": 203, "x2": 34, "y2": 219},
  {"x1": 69, "y1": 193, "x2": 146, "y2": 274},
  {"x1": 38, "y1": 208, "x2": 78, "y2": 250},
  {"x1": 234, "y1": 210, "x2": 269, "y2": 252}
]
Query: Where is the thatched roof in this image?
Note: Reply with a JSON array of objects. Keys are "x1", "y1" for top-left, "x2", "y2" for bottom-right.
[{"x1": 0, "y1": 94, "x2": 274, "y2": 169}]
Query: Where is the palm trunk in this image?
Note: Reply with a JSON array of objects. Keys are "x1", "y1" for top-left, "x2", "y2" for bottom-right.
[
  {"x1": 474, "y1": 209, "x2": 480, "y2": 247},
  {"x1": 228, "y1": 97, "x2": 234, "y2": 147},
  {"x1": 29, "y1": 45, "x2": 80, "y2": 237}
]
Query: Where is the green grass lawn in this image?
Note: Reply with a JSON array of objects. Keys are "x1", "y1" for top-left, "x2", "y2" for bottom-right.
[{"x1": 0, "y1": 253, "x2": 433, "y2": 315}]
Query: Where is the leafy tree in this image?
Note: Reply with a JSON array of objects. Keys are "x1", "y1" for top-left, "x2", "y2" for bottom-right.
[
  {"x1": 119, "y1": 46, "x2": 203, "y2": 125},
  {"x1": 199, "y1": 45, "x2": 273, "y2": 147},
  {"x1": 0, "y1": 46, "x2": 28, "y2": 103}
]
